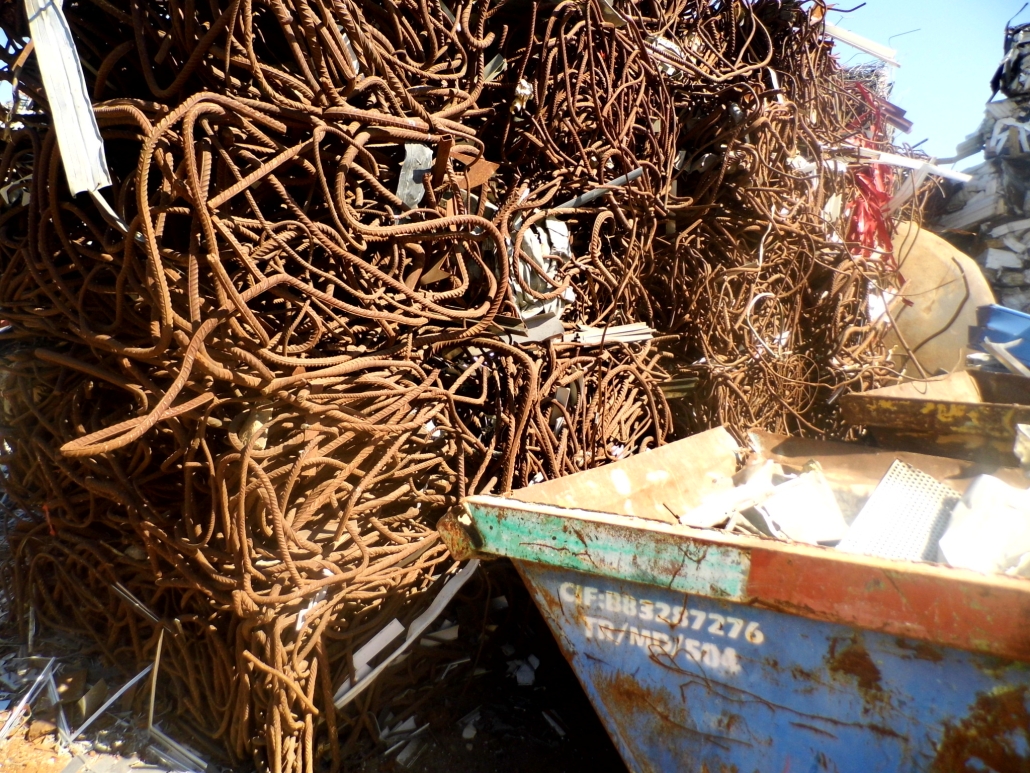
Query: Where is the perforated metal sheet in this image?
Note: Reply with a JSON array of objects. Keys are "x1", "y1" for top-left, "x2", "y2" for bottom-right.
[{"x1": 837, "y1": 460, "x2": 959, "y2": 562}]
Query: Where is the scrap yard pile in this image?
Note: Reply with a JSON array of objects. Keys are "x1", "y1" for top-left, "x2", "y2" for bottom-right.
[
  {"x1": 0, "y1": 0, "x2": 909, "y2": 769},
  {"x1": 937, "y1": 22, "x2": 1030, "y2": 313}
]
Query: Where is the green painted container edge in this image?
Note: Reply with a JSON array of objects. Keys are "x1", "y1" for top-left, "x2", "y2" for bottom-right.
[{"x1": 463, "y1": 497, "x2": 751, "y2": 600}]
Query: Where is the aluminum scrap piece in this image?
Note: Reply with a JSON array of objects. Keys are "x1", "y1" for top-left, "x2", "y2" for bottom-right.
[{"x1": 837, "y1": 460, "x2": 960, "y2": 562}]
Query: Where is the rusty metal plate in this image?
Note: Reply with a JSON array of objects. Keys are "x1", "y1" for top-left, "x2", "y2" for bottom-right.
[
  {"x1": 840, "y1": 370, "x2": 1030, "y2": 440},
  {"x1": 518, "y1": 561, "x2": 1030, "y2": 773}
]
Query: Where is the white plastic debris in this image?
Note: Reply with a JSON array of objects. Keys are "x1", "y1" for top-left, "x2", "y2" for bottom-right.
[
  {"x1": 396, "y1": 144, "x2": 434, "y2": 209},
  {"x1": 73, "y1": 664, "x2": 153, "y2": 741},
  {"x1": 339, "y1": 30, "x2": 361, "y2": 77},
  {"x1": 0, "y1": 658, "x2": 55, "y2": 743},
  {"x1": 991, "y1": 218, "x2": 1030, "y2": 238},
  {"x1": 149, "y1": 725, "x2": 208, "y2": 773},
  {"x1": 296, "y1": 569, "x2": 333, "y2": 631},
  {"x1": 884, "y1": 164, "x2": 932, "y2": 215},
  {"x1": 23, "y1": 0, "x2": 111, "y2": 194},
  {"x1": 332, "y1": 618, "x2": 404, "y2": 703},
  {"x1": 983, "y1": 247, "x2": 1025, "y2": 270},
  {"x1": 839, "y1": 146, "x2": 972, "y2": 183},
  {"x1": 431, "y1": 623, "x2": 459, "y2": 642},
  {"x1": 680, "y1": 486, "x2": 759, "y2": 530},
  {"x1": 562, "y1": 322, "x2": 653, "y2": 346},
  {"x1": 483, "y1": 54, "x2": 506, "y2": 82},
  {"x1": 421, "y1": 622, "x2": 459, "y2": 647},
  {"x1": 982, "y1": 337, "x2": 1030, "y2": 378},
  {"x1": 44, "y1": 672, "x2": 71, "y2": 747},
  {"x1": 542, "y1": 710, "x2": 567, "y2": 738},
  {"x1": 382, "y1": 716, "x2": 417, "y2": 740},
  {"x1": 939, "y1": 475, "x2": 1030, "y2": 576},
  {"x1": 438, "y1": 657, "x2": 471, "y2": 681},
  {"x1": 646, "y1": 36, "x2": 687, "y2": 78},
  {"x1": 505, "y1": 654, "x2": 539, "y2": 687},
  {"x1": 396, "y1": 736, "x2": 427, "y2": 768},
  {"x1": 995, "y1": 24, "x2": 1030, "y2": 97},
  {"x1": 1015, "y1": 424, "x2": 1030, "y2": 476}
]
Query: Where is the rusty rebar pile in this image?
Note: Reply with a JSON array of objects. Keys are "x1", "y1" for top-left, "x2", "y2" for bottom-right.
[{"x1": 0, "y1": 0, "x2": 901, "y2": 770}]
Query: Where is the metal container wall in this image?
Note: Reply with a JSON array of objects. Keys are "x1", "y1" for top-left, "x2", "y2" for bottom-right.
[
  {"x1": 443, "y1": 428, "x2": 1030, "y2": 773},
  {"x1": 518, "y1": 560, "x2": 1029, "y2": 773}
]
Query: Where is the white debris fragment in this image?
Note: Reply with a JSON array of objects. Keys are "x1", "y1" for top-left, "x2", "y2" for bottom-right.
[
  {"x1": 506, "y1": 655, "x2": 539, "y2": 687},
  {"x1": 515, "y1": 662, "x2": 536, "y2": 686},
  {"x1": 646, "y1": 36, "x2": 687, "y2": 78},
  {"x1": 23, "y1": 0, "x2": 112, "y2": 194},
  {"x1": 822, "y1": 22, "x2": 899, "y2": 68},
  {"x1": 983, "y1": 247, "x2": 1024, "y2": 271},
  {"x1": 542, "y1": 710, "x2": 567, "y2": 738},
  {"x1": 512, "y1": 217, "x2": 577, "y2": 320},
  {"x1": 512, "y1": 79, "x2": 533, "y2": 112}
]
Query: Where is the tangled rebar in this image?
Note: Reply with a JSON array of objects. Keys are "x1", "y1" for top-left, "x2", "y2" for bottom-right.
[{"x1": 0, "y1": 0, "x2": 906, "y2": 769}]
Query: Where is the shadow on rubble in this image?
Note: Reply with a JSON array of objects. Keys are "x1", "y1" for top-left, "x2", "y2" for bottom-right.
[{"x1": 348, "y1": 560, "x2": 628, "y2": 773}]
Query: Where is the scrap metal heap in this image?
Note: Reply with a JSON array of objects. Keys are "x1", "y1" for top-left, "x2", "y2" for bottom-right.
[
  {"x1": 937, "y1": 22, "x2": 1030, "y2": 310},
  {"x1": 0, "y1": 0, "x2": 904, "y2": 770}
]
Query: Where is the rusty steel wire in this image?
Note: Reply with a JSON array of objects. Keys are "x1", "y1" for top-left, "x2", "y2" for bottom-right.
[{"x1": 0, "y1": 0, "x2": 904, "y2": 770}]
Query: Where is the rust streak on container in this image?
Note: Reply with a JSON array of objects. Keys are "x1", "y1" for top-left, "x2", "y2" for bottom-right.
[{"x1": 931, "y1": 687, "x2": 1030, "y2": 772}]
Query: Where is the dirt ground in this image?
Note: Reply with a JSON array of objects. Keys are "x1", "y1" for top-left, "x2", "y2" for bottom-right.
[{"x1": 0, "y1": 734, "x2": 66, "y2": 773}]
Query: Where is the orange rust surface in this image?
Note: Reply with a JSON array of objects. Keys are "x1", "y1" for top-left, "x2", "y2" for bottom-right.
[
  {"x1": 827, "y1": 637, "x2": 883, "y2": 694},
  {"x1": 930, "y1": 687, "x2": 1030, "y2": 772},
  {"x1": 436, "y1": 512, "x2": 478, "y2": 560},
  {"x1": 747, "y1": 549, "x2": 1030, "y2": 662},
  {"x1": 591, "y1": 670, "x2": 715, "y2": 773},
  {"x1": 842, "y1": 395, "x2": 1030, "y2": 439}
]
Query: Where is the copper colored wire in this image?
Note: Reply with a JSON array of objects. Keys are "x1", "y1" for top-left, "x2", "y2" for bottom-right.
[{"x1": 0, "y1": 0, "x2": 901, "y2": 770}]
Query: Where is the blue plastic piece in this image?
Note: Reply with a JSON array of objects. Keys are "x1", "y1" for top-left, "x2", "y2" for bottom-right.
[{"x1": 969, "y1": 304, "x2": 1030, "y2": 364}]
